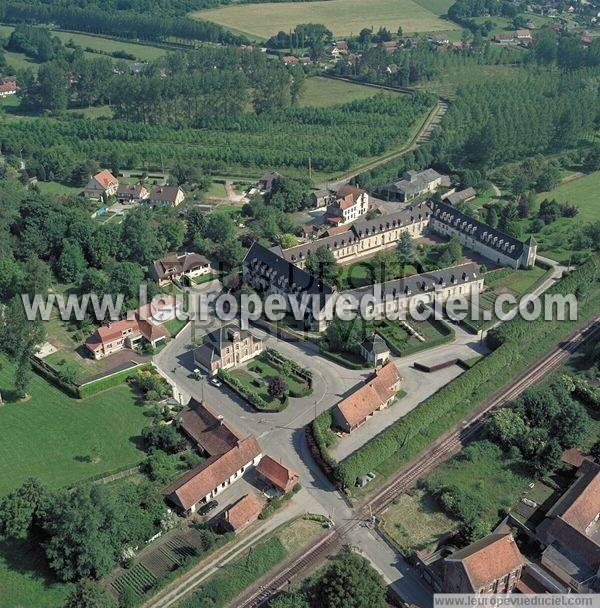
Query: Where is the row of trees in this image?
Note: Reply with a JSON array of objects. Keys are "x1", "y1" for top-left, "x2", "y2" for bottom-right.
[
  {"x1": 0, "y1": 93, "x2": 435, "y2": 173},
  {"x1": 0, "y1": 1, "x2": 243, "y2": 45}
]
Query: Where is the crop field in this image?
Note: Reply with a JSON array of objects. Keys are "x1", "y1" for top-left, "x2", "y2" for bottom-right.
[
  {"x1": 0, "y1": 24, "x2": 166, "y2": 62},
  {"x1": 299, "y1": 77, "x2": 405, "y2": 109},
  {"x1": 193, "y1": 0, "x2": 460, "y2": 40}
]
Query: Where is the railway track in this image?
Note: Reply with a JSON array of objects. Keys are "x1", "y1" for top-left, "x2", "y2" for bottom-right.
[{"x1": 236, "y1": 316, "x2": 599, "y2": 608}]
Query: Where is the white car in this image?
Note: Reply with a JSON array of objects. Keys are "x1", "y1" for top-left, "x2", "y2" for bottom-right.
[{"x1": 210, "y1": 377, "x2": 222, "y2": 387}]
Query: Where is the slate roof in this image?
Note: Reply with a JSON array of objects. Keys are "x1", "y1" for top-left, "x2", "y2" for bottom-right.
[
  {"x1": 361, "y1": 333, "x2": 389, "y2": 356},
  {"x1": 151, "y1": 253, "x2": 210, "y2": 281},
  {"x1": 385, "y1": 168, "x2": 450, "y2": 196},
  {"x1": 243, "y1": 241, "x2": 335, "y2": 310},
  {"x1": 336, "y1": 362, "x2": 401, "y2": 429},
  {"x1": 194, "y1": 322, "x2": 259, "y2": 365},
  {"x1": 346, "y1": 262, "x2": 481, "y2": 301},
  {"x1": 446, "y1": 533, "x2": 524, "y2": 591},
  {"x1": 444, "y1": 187, "x2": 476, "y2": 206},
  {"x1": 282, "y1": 202, "x2": 433, "y2": 264},
  {"x1": 431, "y1": 201, "x2": 525, "y2": 260}
]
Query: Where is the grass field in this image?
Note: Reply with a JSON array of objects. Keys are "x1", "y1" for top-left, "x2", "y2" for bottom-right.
[
  {"x1": 0, "y1": 24, "x2": 166, "y2": 63},
  {"x1": 35, "y1": 181, "x2": 84, "y2": 197},
  {"x1": 381, "y1": 489, "x2": 456, "y2": 555},
  {"x1": 0, "y1": 356, "x2": 149, "y2": 607},
  {"x1": 0, "y1": 356, "x2": 148, "y2": 498},
  {"x1": 299, "y1": 77, "x2": 405, "y2": 108},
  {"x1": 0, "y1": 538, "x2": 71, "y2": 608},
  {"x1": 193, "y1": 0, "x2": 460, "y2": 39},
  {"x1": 426, "y1": 440, "x2": 534, "y2": 530},
  {"x1": 524, "y1": 171, "x2": 600, "y2": 262},
  {"x1": 412, "y1": 0, "x2": 454, "y2": 14}
]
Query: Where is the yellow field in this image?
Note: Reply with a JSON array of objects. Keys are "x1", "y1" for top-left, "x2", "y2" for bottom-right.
[{"x1": 192, "y1": 0, "x2": 459, "y2": 39}]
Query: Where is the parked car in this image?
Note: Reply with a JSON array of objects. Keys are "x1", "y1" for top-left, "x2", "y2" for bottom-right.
[
  {"x1": 199, "y1": 500, "x2": 218, "y2": 515},
  {"x1": 210, "y1": 377, "x2": 222, "y2": 387}
]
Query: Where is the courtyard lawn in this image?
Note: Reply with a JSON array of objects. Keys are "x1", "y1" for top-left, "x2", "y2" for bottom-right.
[
  {"x1": 299, "y1": 77, "x2": 406, "y2": 109},
  {"x1": 461, "y1": 265, "x2": 551, "y2": 332},
  {"x1": 374, "y1": 317, "x2": 454, "y2": 357},
  {"x1": 0, "y1": 356, "x2": 148, "y2": 498},
  {"x1": 164, "y1": 317, "x2": 188, "y2": 336},
  {"x1": 380, "y1": 489, "x2": 457, "y2": 555},
  {"x1": 338, "y1": 259, "x2": 418, "y2": 290},
  {"x1": 248, "y1": 354, "x2": 312, "y2": 398},
  {"x1": 192, "y1": 0, "x2": 459, "y2": 40}
]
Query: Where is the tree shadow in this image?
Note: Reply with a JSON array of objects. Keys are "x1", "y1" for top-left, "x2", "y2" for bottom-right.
[{"x1": 0, "y1": 536, "x2": 63, "y2": 591}]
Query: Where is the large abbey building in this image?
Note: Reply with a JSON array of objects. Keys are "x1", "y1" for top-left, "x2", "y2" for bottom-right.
[
  {"x1": 242, "y1": 196, "x2": 537, "y2": 331},
  {"x1": 281, "y1": 200, "x2": 536, "y2": 271}
]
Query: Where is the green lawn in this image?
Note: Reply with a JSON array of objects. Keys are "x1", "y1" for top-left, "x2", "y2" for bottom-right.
[
  {"x1": 0, "y1": 357, "x2": 148, "y2": 498},
  {"x1": 35, "y1": 181, "x2": 84, "y2": 197},
  {"x1": 164, "y1": 317, "x2": 188, "y2": 336},
  {"x1": 374, "y1": 317, "x2": 453, "y2": 356},
  {"x1": 338, "y1": 259, "x2": 418, "y2": 290},
  {"x1": 193, "y1": 0, "x2": 460, "y2": 39},
  {"x1": 204, "y1": 180, "x2": 227, "y2": 198},
  {"x1": 299, "y1": 77, "x2": 405, "y2": 109},
  {"x1": 0, "y1": 538, "x2": 71, "y2": 608},
  {"x1": 484, "y1": 265, "x2": 548, "y2": 297},
  {"x1": 0, "y1": 24, "x2": 167, "y2": 63},
  {"x1": 523, "y1": 171, "x2": 600, "y2": 263},
  {"x1": 248, "y1": 355, "x2": 311, "y2": 397},
  {"x1": 380, "y1": 489, "x2": 457, "y2": 555},
  {"x1": 412, "y1": 0, "x2": 454, "y2": 15},
  {"x1": 0, "y1": 357, "x2": 149, "y2": 607},
  {"x1": 425, "y1": 440, "x2": 534, "y2": 530}
]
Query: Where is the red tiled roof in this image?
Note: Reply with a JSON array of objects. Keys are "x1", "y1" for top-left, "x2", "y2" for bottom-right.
[
  {"x1": 180, "y1": 399, "x2": 244, "y2": 456},
  {"x1": 0, "y1": 81, "x2": 17, "y2": 93},
  {"x1": 336, "y1": 362, "x2": 401, "y2": 429},
  {"x1": 337, "y1": 184, "x2": 364, "y2": 202},
  {"x1": 224, "y1": 493, "x2": 261, "y2": 531},
  {"x1": 550, "y1": 460, "x2": 600, "y2": 533},
  {"x1": 87, "y1": 318, "x2": 140, "y2": 347},
  {"x1": 448, "y1": 533, "x2": 524, "y2": 590},
  {"x1": 165, "y1": 436, "x2": 261, "y2": 511},
  {"x1": 256, "y1": 455, "x2": 299, "y2": 492},
  {"x1": 93, "y1": 169, "x2": 118, "y2": 189}
]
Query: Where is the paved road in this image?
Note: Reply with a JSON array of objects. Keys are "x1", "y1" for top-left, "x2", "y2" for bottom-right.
[{"x1": 151, "y1": 256, "x2": 567, "y2": 606}]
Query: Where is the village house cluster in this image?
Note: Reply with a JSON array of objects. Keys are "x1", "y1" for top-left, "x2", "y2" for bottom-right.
[
  {"x1": 167, "y1": 399, "x2": 299, "y2": 521},
  {"x1": 84, "y1": 169, "x2": 185, "y2": 207}
]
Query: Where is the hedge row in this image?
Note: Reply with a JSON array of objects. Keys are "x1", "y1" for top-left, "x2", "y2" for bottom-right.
[
  {"x1": 311, "y1": 410, "x2": 339, "y2": 472},
  {"x1": 264, "y1": 347, "x2": 313, "y2": 381},
  {"x1": 78, "y1": 365, "x2": 145, "y2": 399},
  {"x1": 318, "y1": 344, "x2": 369, "y2": 369},
  {"x1": 336, "y1": 257, "x2": 600, "y2": 488},
  {"x1": 258, "y1": 484, "x2": 300, "y2": 520},
  {"x1": 217, "y1": 368, "x2": 287, "y2": 412}
]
